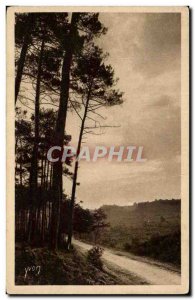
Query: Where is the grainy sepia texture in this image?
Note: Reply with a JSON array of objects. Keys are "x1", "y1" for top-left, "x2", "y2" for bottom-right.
[{"x1": 7, "y1": 6, "x2": 189, "y2": 295}]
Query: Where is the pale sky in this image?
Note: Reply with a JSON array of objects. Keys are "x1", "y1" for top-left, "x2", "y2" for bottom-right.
[{"x1": 65, "y1": 13, "x2": 181, "y2": 209}]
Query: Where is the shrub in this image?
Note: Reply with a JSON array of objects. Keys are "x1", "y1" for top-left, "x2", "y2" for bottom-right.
[
  {"x1": 130, "y1": 231, "x2": 181, "y2": 265},
  {"x1": 87, "y1": 246, "x2": 104, "y2": 270}
]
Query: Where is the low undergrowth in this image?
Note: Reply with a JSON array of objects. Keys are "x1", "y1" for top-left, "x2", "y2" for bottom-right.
[{"x1": 15, "y1": 244, "x2": 117, "y2": 285}]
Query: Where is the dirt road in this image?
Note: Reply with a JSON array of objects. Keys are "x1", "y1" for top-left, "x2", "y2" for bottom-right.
[{"x1": 73, "y1": 239, "x2": 181, "y2": 285}]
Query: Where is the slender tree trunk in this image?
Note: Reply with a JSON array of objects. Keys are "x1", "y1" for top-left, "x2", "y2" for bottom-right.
[
  {"x1": 24, "y1": 209, "x2": 27, "y2": 238},
  {"x1": 50, "y1": 13, "x2": 79, "y2": 250},
  {"x1": 19, "y1": 161, "x2": 23, "y2": 185},
  {"x1": 49, "y1": 164, "x2": 53, "y2": 189},
  {"x1": 41, "y1": 155, "x2": 44, "y2": 187},
  {"x1": 67, "y1": 84, "x2": 92, "y2": 249},
  {"x1": 15, "y1": 14, "x2": 34, "y2": 104},
  {"x1": 43, "y1": 156, "x2": 47, "y2": 188},
  {"x1": 41, "y1": 203, "x2": 46, "y2": 243},
  {"x1": 28, "y1": 37, "x2": 45, "y2": 243},
  {"x1": 48, "y1": 199, "x2": 52, "y2": 231},
  {"x1": 46, "y1": 161, "x2": 50, "y2": 190}
]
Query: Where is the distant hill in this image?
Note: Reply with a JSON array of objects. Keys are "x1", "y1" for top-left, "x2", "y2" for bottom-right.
[
  {"x1": 101, "y1": 199, "x2": 181, "y2": 229},
  {"x1": 81, "y1": 200, "x2": 181, "y2": 266},
  {"x1": 98, "y1": 200, "x2": 181, "y2": 266}
]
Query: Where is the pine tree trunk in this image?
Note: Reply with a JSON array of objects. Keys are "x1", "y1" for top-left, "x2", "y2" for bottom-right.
[
  {"x1": 50, "y1": 13, "x2": 79, "y2": 250},
  {"x1": 46, "y1": 161, "x2": 50, "y2": 190},
  {"x1": 67, "y1": 84, "x2": 92, "y2": 249},
  {"x1": 28, "y1": 37, "x2": 45, "y2": 243},
  {"x1": 49, "y1": 164, "x2": 53, "y2": 189},
  {"x1": 19, "y1": 161, "x2": 23, "y2": 185},
  {"x1": 15, "y1": 14, "x2": 34, "y2": 103}
]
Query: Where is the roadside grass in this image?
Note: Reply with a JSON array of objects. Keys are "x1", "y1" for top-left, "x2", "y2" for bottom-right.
[{"x1": 15, "y1": 244, "x2": 121, "y2": 285}]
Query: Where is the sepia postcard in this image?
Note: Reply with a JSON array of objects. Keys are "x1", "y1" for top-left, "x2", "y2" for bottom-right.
[{"x1": 7, "y1": 6, "x2": 189, "y2": 295}]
